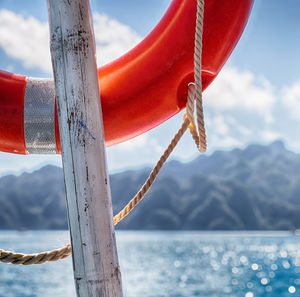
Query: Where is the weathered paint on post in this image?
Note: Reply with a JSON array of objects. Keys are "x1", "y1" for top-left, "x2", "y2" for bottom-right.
[{"x1": 47, "y1": 1, "x2": 123, "y2": 296}]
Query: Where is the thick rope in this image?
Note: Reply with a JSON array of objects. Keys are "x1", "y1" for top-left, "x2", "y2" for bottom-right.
[
  {"x1": 113, "y1": 117, "x2": 190, "y2": 225},
  {"x1": 113, "y1": 85, "x2": 199, "y2": 225},
  {"x1": 0, "y1": 244, "x2": 71, "y2": 265},
  {"x1": 194, "y1": 0, "x2": 207, "y2": 153},
  {"x1": 0, "y1": 0, "x2": 206, "y2": 265}
]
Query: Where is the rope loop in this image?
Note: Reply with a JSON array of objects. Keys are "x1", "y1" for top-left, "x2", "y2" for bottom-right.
[{"x1": 186, "y1": 84, "x2": 207, "y2": 153}]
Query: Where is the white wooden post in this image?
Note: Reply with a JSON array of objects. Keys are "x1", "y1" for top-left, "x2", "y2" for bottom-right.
[{"x1": 47, "y1": 1, "x2": 123, "y2": 296}]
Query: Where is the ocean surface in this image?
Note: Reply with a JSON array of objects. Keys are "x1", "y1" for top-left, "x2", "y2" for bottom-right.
[{"x1": 0, "y1": 231, "x2": 300, "y2": 297}]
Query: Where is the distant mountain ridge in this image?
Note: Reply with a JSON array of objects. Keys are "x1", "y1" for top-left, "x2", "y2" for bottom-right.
[{"x1": 1, "y1": 140, "x2": 300, "y2": 230}]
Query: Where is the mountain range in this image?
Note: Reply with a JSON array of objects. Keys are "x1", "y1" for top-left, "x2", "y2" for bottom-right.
[{"x1": 1, "y1": 140, "x2": 300, "y2": 230}]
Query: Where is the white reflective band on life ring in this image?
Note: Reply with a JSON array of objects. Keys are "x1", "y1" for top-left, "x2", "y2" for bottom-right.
[{"x1": 24, "y1": 78, "x2": 57, "y2": 154}]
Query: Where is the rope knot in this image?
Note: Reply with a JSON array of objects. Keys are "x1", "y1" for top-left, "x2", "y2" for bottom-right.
[{"x1": 185, "y1": 84, "x2": 207, "y2": 153}]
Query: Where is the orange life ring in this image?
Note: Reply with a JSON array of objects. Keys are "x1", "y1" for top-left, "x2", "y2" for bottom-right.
[{"x1": 0, "y1": 0, "x2": 253, "y2": 154}]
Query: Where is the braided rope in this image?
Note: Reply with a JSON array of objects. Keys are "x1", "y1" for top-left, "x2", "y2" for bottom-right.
[
  {"x1": 0, "y1": 244, "x2": 71, "y2": 265},
  {"x1": 113, "y1": 117, "x2": 190, "y2": 225},
  {"x1": 113, "y1": 84, "x2": 200, "y2": 225},
  {"x1": 194, "y1": 0, "x2": 207, "y2": 153},
  {"x1": 186, "y1": 84, "x2": 201, "y2": 148},
  {"x1": 0, "y1": 0, "x2": 206, "y2": 265}
]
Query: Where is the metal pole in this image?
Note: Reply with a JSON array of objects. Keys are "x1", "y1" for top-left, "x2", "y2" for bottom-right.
[{"x1": 47, "y1": 1, "x2": 123, "y2": 296}]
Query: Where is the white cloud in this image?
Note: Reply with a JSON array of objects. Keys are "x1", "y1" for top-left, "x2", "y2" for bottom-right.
[
  {"x1": 236, "y1": 125, "x2": 252, "y2": 136},
  {"x1": 0, "y1": 9, "x2": 141, "y2": 74},
  {"x1": 260, "y1": 130, "x2": 282, "y2": 143},
  {"x1": 281, "y1": 80, "x2": 300, "y2": 120},
  {"x1": 204, "y1": 67, "x2": 276, "y2": 123},
  {"x1": 0, "y1": 9, "x2": 51, "y2": 72},
  {"x1": 204, "y1": 114, "x2": 247, "y2": 150},
  {"x1": 107, "y1": 133, "x2": 165, "y2": 172},
  {"x1": 115, "y1": 134, "x2": 148, "y2": 151},
  {"x1": 225, "y1": 117, "x2": 252, "y2": 136},
  {"x1": 93, "y1": 14, "x2": 141, "y2": 65},
  {"x1": 209, "y1": 134, "x2": 243, "y2": 149},
  {"x1": 206, "y1": 115, "x2": 229, "y2": 136}
]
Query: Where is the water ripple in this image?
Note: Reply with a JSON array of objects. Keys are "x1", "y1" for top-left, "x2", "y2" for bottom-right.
[{"x1": 0, "y1": 231, "x2": 299, "y2": 297}]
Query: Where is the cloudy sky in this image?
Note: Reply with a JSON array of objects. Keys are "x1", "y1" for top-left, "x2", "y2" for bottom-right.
[{"x1": 0, "y1": 0, "x2": 300, "y2": 176}]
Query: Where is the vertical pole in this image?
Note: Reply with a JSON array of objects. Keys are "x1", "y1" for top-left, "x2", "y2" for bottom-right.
[{"x1": 47, "y1": 1, "x2": 123, "y2": 296}]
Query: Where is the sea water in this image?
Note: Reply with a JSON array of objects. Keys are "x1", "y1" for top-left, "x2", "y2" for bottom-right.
[{"x1": 0, "y1": 231, "x2": 299, "y2": 297}]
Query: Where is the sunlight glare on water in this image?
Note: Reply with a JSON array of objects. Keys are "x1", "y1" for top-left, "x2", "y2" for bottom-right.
[{"x1": 0, "y1": 231, "x2": 300, "y2": 297}]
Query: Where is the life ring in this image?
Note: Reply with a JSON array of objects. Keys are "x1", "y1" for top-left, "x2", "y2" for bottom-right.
[{"x1": 0, "y1": 0, "x2": 253, "y2": 154}]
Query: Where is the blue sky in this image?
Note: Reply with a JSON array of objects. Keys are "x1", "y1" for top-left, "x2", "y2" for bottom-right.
[{"x1": 0, "y1": 0, "x2": 300, "y2": 176}]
